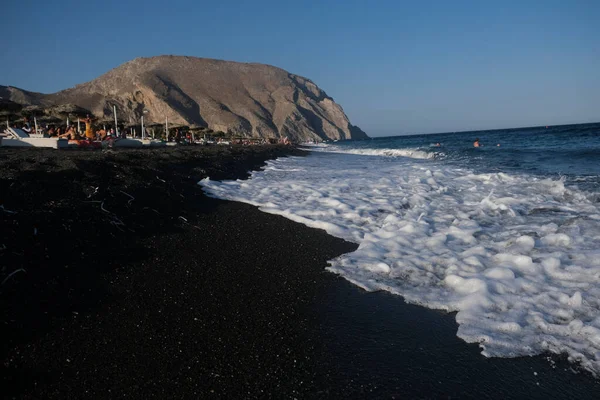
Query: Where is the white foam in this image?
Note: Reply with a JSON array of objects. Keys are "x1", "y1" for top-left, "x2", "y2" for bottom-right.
[
  {"x1": 200, "y1": 151, "x2": 600, "y2": 376},
  {"x1": 301, "y1": 143, "x2": 438, "y2": 160}
]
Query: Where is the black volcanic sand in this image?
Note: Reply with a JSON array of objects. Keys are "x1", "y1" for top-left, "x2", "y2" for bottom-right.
[{"x1": 1, "y1": 146, "x2": 599, "y2": 399}]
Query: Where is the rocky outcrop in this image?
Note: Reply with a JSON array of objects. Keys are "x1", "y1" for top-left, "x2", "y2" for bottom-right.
[{"x1": 1, "y1": 56, "x2": 368, "y2": 141}]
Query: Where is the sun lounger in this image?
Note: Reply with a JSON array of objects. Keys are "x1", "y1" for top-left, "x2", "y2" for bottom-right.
[
  {"x1": 6, "y1": 127, "x2": 30, "y2": 139},
  {"x1": 1, "y1": 127, "x2": 68, "y2": 149}
]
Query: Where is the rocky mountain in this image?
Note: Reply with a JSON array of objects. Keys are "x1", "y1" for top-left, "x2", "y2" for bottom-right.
[{"x1": 0, "y1": 56, "x2": 368, "y2": 141}]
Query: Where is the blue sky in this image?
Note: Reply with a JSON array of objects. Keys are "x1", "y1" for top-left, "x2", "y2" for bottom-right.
[{"x1": 1, "y1": 0, "x2": 598, "y2": 136}]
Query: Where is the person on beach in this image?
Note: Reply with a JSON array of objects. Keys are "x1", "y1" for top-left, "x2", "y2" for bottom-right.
[
  {"x1": 473, "y1": 138, "x2": 481, "y2": 147},
  {"x1": 58, "y1": 126, "x2": 76, "y2": 139},
  {"x1": 84, "y1": 116, "x2": 94, "y2": 140},
  {"x1": 21, "y1": 119, "x2": 32, "y2": 133},
  {"x1": 70, "y1": 126, "x2": 80, "y2": 139},
  {"x1": 103, "y1": 128, "x2": 116, "y2": 148}
]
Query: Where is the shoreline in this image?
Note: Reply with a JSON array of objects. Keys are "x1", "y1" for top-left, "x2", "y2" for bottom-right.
[{"x1": 1, "y1": 146, "x2": 599, "y2": 398}]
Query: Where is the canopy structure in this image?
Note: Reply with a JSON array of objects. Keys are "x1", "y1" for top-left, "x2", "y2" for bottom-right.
[
  {"x1": 44, "y1": 103, "x2": 92, "y2": 119},
  {"x1": 0, "y1": 100, "x2": 24, "y2": 127},
  {"x1": 20, "y1": 105, "x2": 43, "y2": 118},
  {"x1": 96, "y1": 117, "x2": 126, "y2": 127},
  {"x1": 98, "y1": 113, "x2": 127, "y2": 123},
  {"x1": 188, "y1": 124, "x2": 209, "y2": 132},
  {"x1": 0, "y1": 98, "x2": 23, "y2": 115},
  {"x1": 166, "y1": 123, "x2": 186, "y2": 130},
  {"x1": 36, "y1": 115, "x2": 63, "y2": 124},
  {"x1": 2, "y1": 113, "x2": 23, "y2": 126}
]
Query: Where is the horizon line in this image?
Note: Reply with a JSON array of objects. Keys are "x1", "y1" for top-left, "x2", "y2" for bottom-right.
[{"x1": 372, "y1": 120, "x2": 600, "y2": 139}]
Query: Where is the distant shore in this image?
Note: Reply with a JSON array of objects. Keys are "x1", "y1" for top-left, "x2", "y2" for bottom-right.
[{"x1": 1, "y1": 145, "x2": 599, "y2": 399}]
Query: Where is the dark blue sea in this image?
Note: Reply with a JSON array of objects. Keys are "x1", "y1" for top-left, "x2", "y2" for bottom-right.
[{"x1": 340, "y1": 122, "x2": 600, "y2": 189}]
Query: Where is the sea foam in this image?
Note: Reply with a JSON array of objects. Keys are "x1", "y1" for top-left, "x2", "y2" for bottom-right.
[
  {"x1": 200, "y1": 151, "x2": 600, "y2": 376},
  {"x1": 301, "y1": 143, "x2": 439, "y2": 160}
]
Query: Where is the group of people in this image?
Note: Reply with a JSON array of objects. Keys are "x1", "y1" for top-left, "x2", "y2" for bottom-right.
[
  {"x1": 16, "y1": 116, "x2": 294, "y2": 146},
  {"x1": 19, "y1": 116, "x2": 124, "y2": 142}
]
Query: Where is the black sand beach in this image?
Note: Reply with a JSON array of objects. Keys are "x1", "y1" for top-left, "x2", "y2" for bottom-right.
[{"x1": 1, "y1": 146, "x2": 599, "y2": 399}]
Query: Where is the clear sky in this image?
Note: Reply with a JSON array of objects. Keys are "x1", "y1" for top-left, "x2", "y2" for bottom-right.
[{"x1": 1, "y1": 0, "x2": 598, "y2": 136}]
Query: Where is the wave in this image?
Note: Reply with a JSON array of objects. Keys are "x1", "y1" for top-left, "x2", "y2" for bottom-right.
[
  {"x1": 200, "y1": 153, "x2": 600, "y2": 377},
  {"x1": 301, "y1": 144, "x2": 440, "y2": 160}
]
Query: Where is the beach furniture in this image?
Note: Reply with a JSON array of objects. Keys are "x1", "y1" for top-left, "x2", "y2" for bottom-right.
[{"x1": 1, "y1": 127, "x2": 68, "y2": 149}]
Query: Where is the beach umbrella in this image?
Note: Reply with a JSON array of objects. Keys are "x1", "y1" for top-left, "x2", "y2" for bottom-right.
[
  {"x1": 167, "y1": 123, "x2": 185, "y2": 130},
  {"x1": 20, "y1": 104, "x2": 43, "y2": 118},
  {"x1": 1, "y1": 112, "x2": 22, "y2": 121},
  {"x1": 0, "y1": 98, "x2": 23, "y2": 114},
  {"x1": 37, "y1": 115, "x2": 63, "y2": 124},
  {"x1": 96, "y1": 117, "x2": 116, "y2": 126},
  {"x1": 188, "y1": 124, "x2": 208, "y2": 132},
  {"x1": 0, "y1": 100, "x2": 23, "y2": 129},
  {"x1": 97, "y1": 116, "x2": 127, "y2": 130},
  {"x1": 44, "y1": 103, "x2": 92, "y2": 119},
  {"x1": 1, "y1": 111, "x2": 24, "y2": 128}
]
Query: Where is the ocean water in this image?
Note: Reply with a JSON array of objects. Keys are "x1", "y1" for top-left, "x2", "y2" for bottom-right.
[{"x1": 200, "y1": 123, "x2": 600, "y2": 376}]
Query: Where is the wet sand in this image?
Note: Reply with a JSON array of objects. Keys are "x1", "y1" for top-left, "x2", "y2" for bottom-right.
[{"x1": 1, "y1": 146, "x2": 599, "y2": 399}]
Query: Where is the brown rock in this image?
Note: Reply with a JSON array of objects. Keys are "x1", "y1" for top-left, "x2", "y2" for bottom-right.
[{"x1": 1, "y1": 56, "x2": 368, "y2": 141}]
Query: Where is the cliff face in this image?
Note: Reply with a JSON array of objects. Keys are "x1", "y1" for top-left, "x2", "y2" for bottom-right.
[{"x1": 1, "y1": 56, "x2": 368, "y2": 141}]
